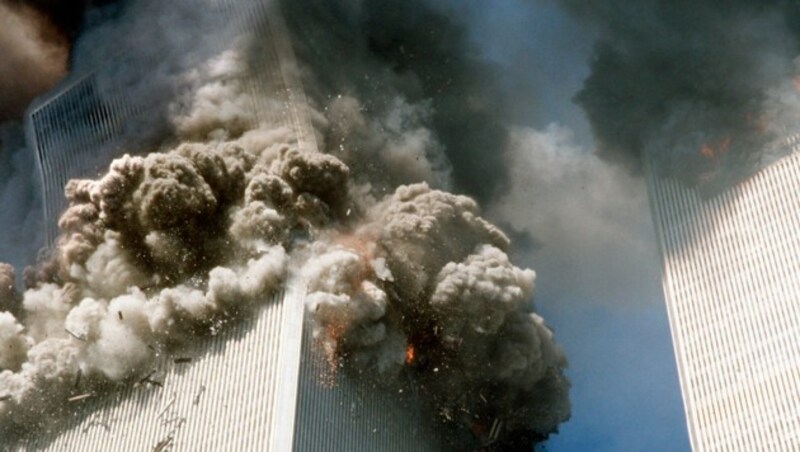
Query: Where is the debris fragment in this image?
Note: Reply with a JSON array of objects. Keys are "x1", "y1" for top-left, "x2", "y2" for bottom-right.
[
  {"x1": 157, "y1": 395, "x2": 176, "y2": 419},
  {"x1": 193, "y1": 385, "x2": 206, "y2": 406},
  {"x1": 137, "y1": 371, "x2": 163, "y2": 388},
  {"x1": 153, "y1": 435, "x2": 173, "y2": 452},
  {"x1": 67, "y1": 393, "x2": 93, "y2": 403},
  {"x1": 65, "y1": 328, "x2": 86, "y2": 341}
]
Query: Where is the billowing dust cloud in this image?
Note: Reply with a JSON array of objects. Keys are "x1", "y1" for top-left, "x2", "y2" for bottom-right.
[
  {"x1": 560, "y1": 0, "x2": 800, "y2": 188},
  {"x1": 0, "y1": 0, "x2": 569, "y2": 448}
]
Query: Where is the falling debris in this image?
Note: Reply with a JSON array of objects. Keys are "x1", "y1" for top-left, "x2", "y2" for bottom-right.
[
  {"x1": 67, "y1": 393, "x2": 93, "y2": 403},
  {"x1": 0, "y1": 264, "x2": 16, "y2": 311},
  {"x1": 488, "y1": 418, "x2": 504, "y2": 443},
  {"x1": 65, "y1": 328, "x2": 86, "y2": 341},
  {"x1": 153, "y1": 435, "x2": 173, "y2": 452},
  {"x1": 193, "y1": 385, "x2": 206, "y2": 406},
  {"x1": 404, "y1": 344, "x2": 414, "y2": 365},
  {"x1": 137, "y1": 371, "x2": 164, "y2": 388},
  {"x1": 157, "y1": 395, "x2": 176, "y2": 419}
]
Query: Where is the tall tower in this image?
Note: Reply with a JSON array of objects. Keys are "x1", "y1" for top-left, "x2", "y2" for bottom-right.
[
  {"x1": 647, "y1": 137, "x2": 800, "y2": 451},
  {"x1": 25, "y1": 73, "x2": 134, "y2": 245}
]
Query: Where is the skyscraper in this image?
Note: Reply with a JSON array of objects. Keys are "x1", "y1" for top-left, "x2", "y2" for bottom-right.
[
  {"x1": 26, "y1": 73, "x2": 134, "y2": 245},
  {"x1": 647, "y1": 136, "x2": 800, "y2": 450}
]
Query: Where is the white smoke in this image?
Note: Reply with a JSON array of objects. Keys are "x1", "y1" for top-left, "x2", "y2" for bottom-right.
[
  {"x1": 491, "y1": 124, "x2": 659, "y2": 306},
  {"x1": 171, "y1": 48, "x2": 257, "y2": 141}
]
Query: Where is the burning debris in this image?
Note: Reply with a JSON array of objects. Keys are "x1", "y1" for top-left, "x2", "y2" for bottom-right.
[
  {"x1": 289, "y1": 182, "x2": 570, "y2": 441},
  {"x1": 0, "y1": 0, "x2": 570, "y2": 447}
]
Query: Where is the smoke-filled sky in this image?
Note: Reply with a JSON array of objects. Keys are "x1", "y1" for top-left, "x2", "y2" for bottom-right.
[
  {"x1": 3, "y1": 0, "x2": 767, "y2": 449},
  {"x1": 562, "y1": 0, "x2": 800, "y2": 190}
]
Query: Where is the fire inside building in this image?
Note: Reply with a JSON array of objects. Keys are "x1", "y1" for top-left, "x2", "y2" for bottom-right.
[{"x1": 647, "y1": 133, "x2": 800, "y2": 451}]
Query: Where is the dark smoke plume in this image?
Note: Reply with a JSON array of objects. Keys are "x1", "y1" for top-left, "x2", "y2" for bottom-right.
[
  {"x1": 559, "y1": 0, "x2": 800, "y2": 187},
  {"x1": 282, "y1": 0, "x2": 511, "y2": 204}
]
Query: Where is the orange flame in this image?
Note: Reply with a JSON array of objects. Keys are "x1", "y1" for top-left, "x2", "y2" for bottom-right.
[
  {"x1": 335, "y1": 233, "x2": 376, "y2": 262},
  {"x1": 699, "y1": 137, "x2": 731, "y2": 159},
  {"x1": 405, "y1": 344, "x2": 415, "y2": 365},
  {"x1": 744, "y1": 112, "x2": 768, "y2": 134},
  {"x1": 793, "y1": 75, "x2": 800, "y2": 92},
  {"x1": 318, "y1": 323, "x2": 347, "y2": 383}
]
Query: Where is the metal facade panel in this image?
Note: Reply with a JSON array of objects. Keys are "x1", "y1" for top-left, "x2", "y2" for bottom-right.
[
  {"x1": 292, "y1": 331, "x2": 456, "y2": 452},
  {"x1": 17, "y1": 291, "x2": 292, "y2": 451},
  {"x1": 648, "y1": 144, "x2": 800, "y2": 451},
  {"x1": 26, "y1": 75, "x2": 130, "y2": 245}
]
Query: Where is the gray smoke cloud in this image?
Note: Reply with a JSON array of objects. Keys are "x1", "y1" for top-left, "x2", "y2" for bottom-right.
[
  {"x1": 0, "y1": 2, "x2": 63, "y2": 277},
  {"x1": 0, "y1": 123, "x2": 44, "y2": 282},
  {"x1": 490, "y1": 125, "x2": 659, "y2": 307},
  {"x1": 0, "y1": 0, "x2": 569, "y2": 448},
  {"x1": 558, "y1": 0, "x2": 800, "y2": 188}
]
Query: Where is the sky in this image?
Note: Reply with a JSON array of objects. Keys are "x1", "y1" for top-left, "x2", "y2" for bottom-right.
[
  {"x1": 0, "y1": 0, "x2": 692, "y2": 450},
  {"x1": 453, "y1": 1, "x2": 691, "y2": 450}
]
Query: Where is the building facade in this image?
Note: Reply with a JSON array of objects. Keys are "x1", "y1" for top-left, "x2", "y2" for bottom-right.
[
  {"x1": 26, "y1": 74, "x2": 130, "y2": 245},
  {"x1": 647, "y1": 137, "x2": 800, "y2": 451},
  {"x1": 18, "y1": 285, "x2": 453, "y2": 451}
]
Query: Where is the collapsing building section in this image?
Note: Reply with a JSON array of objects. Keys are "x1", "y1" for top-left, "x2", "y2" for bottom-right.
[
  {"x1": 3, "y1": 0, "x2": 570, "y2": 450},
  {"x1": 14, "y1": 3, "x2": 456, "y2": 450},
  {"x1": 647, "y1": 134, "x2": 800, "y2": 451}
]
